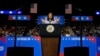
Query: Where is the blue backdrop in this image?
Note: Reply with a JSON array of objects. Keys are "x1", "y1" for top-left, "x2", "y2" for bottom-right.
[
  {"x1": 37, "y1": 15, "x2": 64, "y2": 25},
  {"x1": 1, "y1": 36, "x2": 100, "y2": 56},
  {"x1": 59, "y1": 36, "x2": 97, "y2": 56},
  {"x1": 0, "y1": 36, "x2": 42, "y2": 56}
]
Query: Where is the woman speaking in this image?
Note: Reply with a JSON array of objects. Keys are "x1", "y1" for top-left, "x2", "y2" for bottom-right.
[{"x1": 41, "y1": 12, "x2": 60, "y2": 24}]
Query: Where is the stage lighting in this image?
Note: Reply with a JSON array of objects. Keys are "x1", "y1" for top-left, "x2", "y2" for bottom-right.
[
  {"x1": 17, "y1": 11, "x2": 22, "y2": 14},
  {"x1": 0, "y1": 10, "x2": 22, "y2": 14},
  {"x1": 72, "y1": 16, "x2": 93, "y2": 21},
  {"x1": 81, "y1": 17, "x2": 84, "y2": 20},
  {"x1": 8, "y1": 15, "x2": 30, "y2": 20},
  {"x1": 98, "y1": 47, "x2": 100, "y2": 51},
  {"x1": 96, "y1": 11, "x2": 100, "y2": 15},
  {"x1": 0, "y1": 11, "x2": 4, "y2": 14},
  {"x1": 18, "y1": 16, "x2": 21, "y2": 20},
  {"x1": 76, "y1": 17, "x2": 80, "y2": 20},
  {"x1": 9, "y1": 11, "x2": 13, "y2": 14},
  {"x1": 86, "y1": 17, "x2": 89, "y2": 20},
  {"x1": 24, "y1": 17, "x2": 27, "y2": 19},
  {"x1": 12, "y1": 16, "x2": 16, "y2": 20}
]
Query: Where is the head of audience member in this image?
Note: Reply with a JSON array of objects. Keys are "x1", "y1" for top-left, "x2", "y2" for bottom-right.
[
  {"x1": 0, "y1": 27, "x2": 2, "y2": 35},
  {"x1": 65, "y1": 31, "x2": 70, "y2": 36},
  {"x1": 47, "y1": 12, "x2": 54, "y2": 21},
  {"x1": 33, "y1": 28, "x2": 39, "y2": 36}
]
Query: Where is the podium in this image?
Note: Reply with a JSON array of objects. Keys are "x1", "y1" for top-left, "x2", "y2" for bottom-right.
[
  {"x1": 39, "y1": 24, "x2": 61, "y2": 56},
  {"x1": 39, "y1": 24, "x2": 61, "y2": 37},
  {"x1": 42, "y1": 37, "x2": 59, "y2": 56}
]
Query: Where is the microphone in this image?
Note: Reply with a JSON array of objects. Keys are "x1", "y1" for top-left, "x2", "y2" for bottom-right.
[
  {"x1": 75, "y1": 8, "x2": 82, "y2": 12},
  {"x1": 15, "y1": 8, "x2": 21, "y2": 11}
]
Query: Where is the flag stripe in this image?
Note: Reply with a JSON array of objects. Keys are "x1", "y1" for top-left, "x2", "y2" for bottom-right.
[
  {"x1": 30, "y1": 3, "x2": 37, "y2": 13},
  {"x1": 8, "y1": 15, "x2": 30, "y2": 21},
  {"x1": 71, "y1": 16, "x2": 93, "y2": 21},
  {"x1": 65, "y1": 4, "x2": 72, "y2": 14}
]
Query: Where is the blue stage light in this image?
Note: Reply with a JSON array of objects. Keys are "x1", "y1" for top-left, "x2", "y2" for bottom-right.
[
  {"x1": 18, "y1": 16, "x2": 21, "y2": 20},
  {"x1": 0, "y1": 11, "x2": 4, "y2": 14},
  {"x1": 9, "y1": 11, "x2": 13, "y2": 14},
  {"x1": 24, "y1": 16, "x2": 27, "y2": 19},
  {"x1": 0, "y1": 10, "x2": 22, "y2": 14},
  {"x1": 96, "y1": 11, "x2": 100, "y2": 15},
  {"x1": 8, "y1": 15, "x2": 30, "y2": 21},
  {"x1": 17, "y1": 11, "x2": 22, "y2": 14},
  {"x1": 72, "y1": 16, "x2": 93, "y2": 21},
  {"x1": 12, "y1": 16, "x2": 16, "y2": 20}
]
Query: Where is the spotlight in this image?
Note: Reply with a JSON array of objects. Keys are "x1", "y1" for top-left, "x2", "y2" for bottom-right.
[
  {"x1": 12, "y1": 16, "x2": 16, "y2": 20},
  {"x1": 0, "y1": 11, "x2": 4, "y2": 14},
  {"x1": 24, "y1": 16, "x2": 27, "y2": 19},
  {"x1": 18, "y1": 16, "x2": 21, "y2": 20},
  {"x1": 17, "y1": 11, "x2": 22, "y2": 14},
  {"x1": 96, "y1": 11, "x2": 100, "y2": 15},
  {"x1": 8, "y1": 15, "x2": 30, "y2": 21},
  {"x1": 86, "y1": 17, "x2": 89, "y2": 20},
  {"x1": 81, "y1": 17, "x2": 84, "y2": 20},
  {"x1": 9, "y1": 11, "x2": 13, "y2": 14},
  {"x1": 0, "y1": 10, "x2": 22, "y2": 14},
  {"x1": 72, "y1": 16, "x2": 93, "y2": 21}
]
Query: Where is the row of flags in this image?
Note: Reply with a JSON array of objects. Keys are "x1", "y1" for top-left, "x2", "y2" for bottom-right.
[
  {"x1": 72, "y1": 16, "x2": 93, "y2": 21},
  {"x1": 0, "y1": 3, "x2": 98, "y2": 15},
  {"x1": 30, "y1": 3, "x2": 73, "y2": 14},
  {"x1": 0, "y1": 3, "x2": 93, "y2": 21},
  {"x1": 30, "y1": 3, "x2": 72, "y2": 14},
  {"x1": 8, "y1": 15, "x2": 93, "y2": 21},
  {"x1": 8, "y1": 15, "x2": 30, "y2": 21}
]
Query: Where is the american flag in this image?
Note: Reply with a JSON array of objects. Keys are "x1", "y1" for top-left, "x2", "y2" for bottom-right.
[
  {"x1": 71, "y1": 16, "x2": 93, "y2": 21},
  {"x1": 8, "y1": 15, "x2": 30, "y2": 21},
  {"x1": 65, "y1": 4, "x2": 72, "y2": 14},
  {"x1": 30, "y1": 3, "x2": 37, "y2": 13}
]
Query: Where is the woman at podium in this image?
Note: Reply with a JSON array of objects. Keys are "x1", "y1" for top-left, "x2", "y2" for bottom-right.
[{"x1": 41, "y1": 12, "x2": 60, "y2": 24}]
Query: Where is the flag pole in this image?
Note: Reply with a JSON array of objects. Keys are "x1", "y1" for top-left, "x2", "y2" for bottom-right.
[
  {"x1": 75, "y1": 8, "x2": 83, "y2": 47},
  {"x1": 14, "y1": 15, "x2": 17, "y2": 47},
  {"x1": 79, "y1": 9, "x2": 83, "y2": 47}
]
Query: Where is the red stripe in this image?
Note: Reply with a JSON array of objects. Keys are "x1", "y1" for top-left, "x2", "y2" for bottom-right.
[
  {"x1": 59, "y1": 53, "x2": 64, "y2": 56},
  {"x1": 26, "y1": 15, "x2": 30, "y2": 19},
  {"x1": 0, "y1": 37, "x2": 6, "y2": 43},
  {"x1": 4, "y1": 53, "x2": 7, "y2": 56},
  {"x1": 97, "y1": 53, "x2": 100, "y2": 56},
  {"x1": 88, "y1": 16, "x2": 93, "y2": 21},
  {"x1": 88, "y1": 35, "x2": 96, "y2": 43},
  {"x1": 8, "y1": 16, "x2": 13, "y2": 20},
  {"x1": 72, "y1": 18, "x2": 77, "y2": 21},
  {"x1": 88, "y1": 16, "x2": 93, "y2": 19},
  {"x1": 34, "y1": 35, "x2": 41, "y2": 42}
]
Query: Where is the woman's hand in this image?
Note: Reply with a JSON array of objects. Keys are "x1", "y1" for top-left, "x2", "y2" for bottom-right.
[{"x1": 41, "y1": 18, "x2": 45, "y2": 24}]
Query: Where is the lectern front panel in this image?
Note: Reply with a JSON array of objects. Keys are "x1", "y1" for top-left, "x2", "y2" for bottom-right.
[{"x1": 39, "y1": 24, "x2": 61, "y2": 37}]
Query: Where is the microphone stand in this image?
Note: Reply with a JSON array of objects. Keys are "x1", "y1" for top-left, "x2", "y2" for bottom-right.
[
  {"x1": 14, "y1": 15, "x2": 17, "y2": 47},
  {"x1": 13, "y1": 2, "x2": 30, "y2": 47},
  {"x1": 75, "y1": 8, "x2": 83, "y2": 47},
  {"x1": 78, "y1": 9, "x2": 83, "y2": 47}
]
